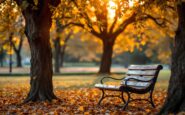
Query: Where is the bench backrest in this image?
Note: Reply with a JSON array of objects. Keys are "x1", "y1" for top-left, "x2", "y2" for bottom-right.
[{"x1": 122, "y1": 65, "x2": 163, "y2": 89}]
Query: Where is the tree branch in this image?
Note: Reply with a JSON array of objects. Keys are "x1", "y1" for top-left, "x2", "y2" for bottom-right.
[
  {"x1": 18, "y1": 34, "x2": 23, "y2": 51},
  {"x1": 142, "y1": 14, "x2": 169, "y2": 27},
  {"x1": 109, "y1": 1, "x2": 121, "y2": 34},
  {"x1": 11, "y1": 40, "x2": 18, "y2": 53},
  {"x1": 114, "y1": 12, "x2": 137, "y2": 36},
  {"x1": 94, "y1": 1, "x2": 108, "y2": 34},
  {"x1": 71, "y1": 0, "x2": 102, "y2": 39}
]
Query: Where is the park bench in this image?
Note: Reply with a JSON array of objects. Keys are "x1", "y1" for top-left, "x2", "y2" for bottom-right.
[{"x1": 95, "y1": 64, "x2": 163, "y2": 110}]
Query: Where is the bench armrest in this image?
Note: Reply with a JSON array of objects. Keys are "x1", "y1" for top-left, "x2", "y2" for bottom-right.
[
  {"x1": 101, "y1": 76, "x2": 125, "y2": 84},
  {"x1": 125, "y1": 76, "x2": 153, "y2": 82}
]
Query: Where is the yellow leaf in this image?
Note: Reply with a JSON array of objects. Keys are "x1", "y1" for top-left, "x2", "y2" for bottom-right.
[
  {"x1": 84, "y1": 112, "x2": 90, "y2": 115},
  {"x1": 146, "y1": 109, "x2": 151, "y2": 112},
  {"x1": 78, "y1": 106, "x2": 84, "y2": 112},
  {"x1": 60, "y1": 40, "x2": 65, "y2": 46}
]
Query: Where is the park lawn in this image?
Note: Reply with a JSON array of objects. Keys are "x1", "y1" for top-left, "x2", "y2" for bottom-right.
[
  {"x1": 0, "y1": 70, "x2": 170, "y2": 114},
  {"x1": 0, "y1": 70, "x2": 170, "y2": 89}
]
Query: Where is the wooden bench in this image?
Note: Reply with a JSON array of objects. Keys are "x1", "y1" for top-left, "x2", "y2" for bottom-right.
[{"x1": 95, "y1": 64, "x2": 163, "y2": 110}]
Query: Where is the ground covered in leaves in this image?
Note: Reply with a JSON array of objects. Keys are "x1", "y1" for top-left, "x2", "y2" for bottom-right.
[
  {"x1": 0, "y1": 74, "x2": 170, "y2": 114},
  {"x1": 0, "y1": 86, "x2": 166, "y2": 114}
]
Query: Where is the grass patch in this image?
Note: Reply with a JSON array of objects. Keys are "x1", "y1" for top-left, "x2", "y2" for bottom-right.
[{"x1": 0, "y1": 70, "x2": 170, "y2": 90}]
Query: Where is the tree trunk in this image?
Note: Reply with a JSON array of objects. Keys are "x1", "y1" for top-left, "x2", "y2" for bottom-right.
[
  {"x1": 9, "y1": 33, "x2": 13, "y2": 73},
  {"x1": 16, "y1": 51, "x2": 22, "y2": 67},
  {"x1": 0, "y1": 60, "x2": 3, "y2": 67},
  {"x1": 59, "y1": 32, "x2": 71, "y2": 67},
  {"x1": 99, "y1": 38, "x2": 115, "y2": 74},
  {"x1": 60, "y1": 46, "x2": 66, "y2": 67},
  {"x1": 159, "y1": 2, "x2": 185, "y2": 114},
  {"x1": 0, "y1": 48, "x2": 4, "y2": 67},
  {"x1": 12, "y1": 35, "x2": 23, "y2": 67},
  {"x1": 54, "y1": 37, "x2": 61, "y2": 73},
  {"x1": 21, "y1": 1, "x2": 58, "y2": 102}
]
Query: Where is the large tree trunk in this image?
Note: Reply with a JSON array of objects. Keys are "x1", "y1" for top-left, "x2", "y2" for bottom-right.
[
  {"x1": 159, "y1": 2, "x2": 185, "y2": 114},
  {"x1": 21, "y1": 1, "x2": 58, "y2": 102},
  {"x1": 99, "y1": 38, "x2": 115, "y2": 74},
  {"x1": 54, "y1": 37, "x2": 61, "y2": 73}
]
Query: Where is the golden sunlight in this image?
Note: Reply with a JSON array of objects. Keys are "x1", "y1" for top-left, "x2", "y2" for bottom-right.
[
  {"x1": 107, "y1": 0, "x2": 117, "y2": 20},
  {"x1": 129, "y1": 0, "x2": 134, "y2": 7},
  {"x1": 107, "y1": 0, "x2": 135, "y2": 20}
]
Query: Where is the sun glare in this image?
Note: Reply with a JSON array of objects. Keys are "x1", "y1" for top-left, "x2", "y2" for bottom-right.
[
  {"x1": 107, "y1": 0, "x2": 117, "y2": 20},
  {"x1": 129, "y1": 0, "x2": 134, "y2": 7},
  {"x1": 107, "y1": 0, "x2": 135, "y2": 20}
]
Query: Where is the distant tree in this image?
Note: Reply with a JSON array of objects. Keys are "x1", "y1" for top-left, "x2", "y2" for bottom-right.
[
  {"x1": 11, "y1": 16, "x2": 25, "y2": 67},
  {"x1": 69, "y1": 0, "x2": 167, "y2": 74},
  {"x1": 0, "y1": 0, "x2": 25, "y2": 67},
  {"x1": 11, "y1": 33, "x2": 24, "y2": 67},
  {"x1": 50, "y1": 19, "x2": 73, "y2": 73}
]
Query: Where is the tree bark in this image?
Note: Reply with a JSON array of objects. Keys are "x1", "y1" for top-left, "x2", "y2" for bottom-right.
[
  {"x1": 20, "y1": 1, "x2": 58, "y2": 102},
  {"x1": 99, "y1": 38, "x2": 115, "y2": 74},
  {"x1": 54, "y1": 37, "x2": 61, "y2": 73},
  {"x1": 159, "y1": 2, "x2": 185, "y2": 114}
]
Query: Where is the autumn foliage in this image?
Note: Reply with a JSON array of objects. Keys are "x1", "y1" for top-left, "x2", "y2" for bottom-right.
[{"x1": 0, "y1": 85, "x2": 166, "y2": 114}]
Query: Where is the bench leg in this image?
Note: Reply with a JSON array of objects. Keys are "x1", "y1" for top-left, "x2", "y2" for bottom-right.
[
  {"x1": 98, "y1": 89, "x2": 105, "y2": 105},
  {"x1": 121, "y1": 91, "x2": 126, "y2": 103},
  {"x1": 122, "y1": 91, "x2": 130, "y2": 110},
  {"x1": 150, "y1": 91, "x2": 155, "y2": 108}
]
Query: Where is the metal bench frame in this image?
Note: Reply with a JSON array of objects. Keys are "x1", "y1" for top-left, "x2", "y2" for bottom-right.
[{"x1": 95, "y1": 65, "x2": 163, "y2": 110}]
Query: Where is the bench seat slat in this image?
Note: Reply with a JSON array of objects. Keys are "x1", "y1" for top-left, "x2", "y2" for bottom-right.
[
  {"x1": 95, "y1": 84, "x2": 121, "y2": 91},
  {"x1": 128, "y1": 65, "x2": 162, "y2": 70},
  {"x1": 127, "y1": 70, "x2": 156, "y2": 76}
]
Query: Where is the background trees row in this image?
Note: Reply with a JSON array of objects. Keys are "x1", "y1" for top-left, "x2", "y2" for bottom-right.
[{"x1": 0, "y1": 0, "x2": 175, "y2": 73}]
